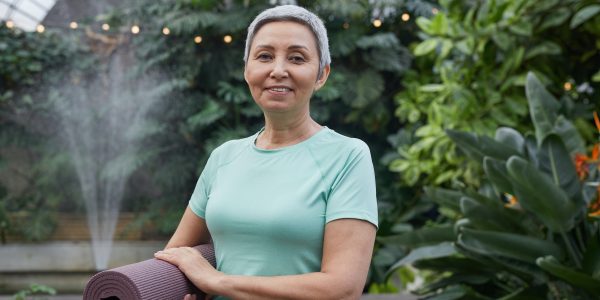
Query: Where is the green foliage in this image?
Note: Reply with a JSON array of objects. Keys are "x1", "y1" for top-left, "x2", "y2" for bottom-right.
[
  {"x1": 12, "y1": 283, "x2": 56, "y2": 300},
  {"x1": 384, "y1": 73, "x2": 600, "y2": 299},
  {"x1": 390, "y1": 0, "x2": 600, "y2": 187}
]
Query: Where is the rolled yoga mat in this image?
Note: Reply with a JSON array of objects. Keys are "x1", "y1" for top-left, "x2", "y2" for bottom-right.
[{"x1": 83, "y1": 244, "x2": 215, "y2": 300}]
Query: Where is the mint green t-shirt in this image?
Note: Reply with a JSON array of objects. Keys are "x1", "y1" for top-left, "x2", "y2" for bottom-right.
[{"x1": 189, "y1": 127, "x2": 378, "y2": 282}]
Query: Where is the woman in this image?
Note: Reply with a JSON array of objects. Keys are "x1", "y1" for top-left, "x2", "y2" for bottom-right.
[{"x1": 154, "y1": 5, "x2": 378, "y2": 299}]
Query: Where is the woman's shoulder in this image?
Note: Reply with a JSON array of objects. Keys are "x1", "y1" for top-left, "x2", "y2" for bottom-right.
[
  {"x1": 313, "y1": 128, "x2": 370, "y2": 154},
  {"x1": 207, "y1": 135, "x2": 254, "y2": 165}
]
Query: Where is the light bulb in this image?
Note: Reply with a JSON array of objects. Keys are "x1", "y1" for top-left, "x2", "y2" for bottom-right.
[
  {"x1": 373, "y1": 19, "x2": 382, "y2": 28},
  {"x1": 102, "y1": 23, "x2": 110, "y2": 31},
  {"x1": 401, "y1": 13, "x2": 410, "y2": 21},
  {"x1": 224, "y1": 35, "x2": 232, "y2": 43},
  {"x1": 564, "y1": 82, "x2": 573, "y2": 91},
  {"x1": 131, "y1": 25, "x2": 140, "y2": 34},
  {"x1": 6, "y1": 20, "x2": 14, "y2": 28},
  {"x1": 69, "y1": 21, "x2": 78, "y2": 29},
  {"x1": 36, "y1": 24, "x2": 45, "y2": 33},
  {"x1": 194, "y1": 35, "x2": 202, "y2": 44},
  {"x1": 162, "y1": 27, "x2": 170, "y2": 35}
]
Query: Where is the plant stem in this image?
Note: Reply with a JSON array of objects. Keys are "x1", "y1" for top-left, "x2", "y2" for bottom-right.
[{"x1": 560, "y1": 231, "x2": 582, "y2": 269}]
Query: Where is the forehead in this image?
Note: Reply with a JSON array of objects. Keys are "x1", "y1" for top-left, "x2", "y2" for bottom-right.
[{"x1": 251, "y1": 21, "x2": 318, "y2": 51}]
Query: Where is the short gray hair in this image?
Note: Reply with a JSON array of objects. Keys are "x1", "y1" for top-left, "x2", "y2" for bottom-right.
[{"x1": 244, "y1": 5, "x2": 331, "y2": 80}]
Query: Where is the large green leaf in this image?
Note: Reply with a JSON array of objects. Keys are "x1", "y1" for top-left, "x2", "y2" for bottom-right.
[
  {"x1": 525, "y1": 72, "x2": 560, "y2": 145},
  {"x1": 483, "y1": 157, "x2": 514, "y2": 196},
  {"x1": 552, "y1": 115, "x2": 586, "y2": 155},
  {"x1": 446, "y1": 130, "x2": 521, "y2": 163},
  {"x1": 460, "y1": 196, "x2": 522, "y2": 233},
  {"x1": 537, "y1": 256, "x2": 600, "y2": 295},
  {"x1": 570, "y1": 5, "x2": 600, "y2": 29},
  {"x1": 494, "y1": 127, "x2": 525, "y2": 155},
  {"x1": 424, "y1": 186, "x2": 463, "y2": 212},
  {"x1": 506, "y1": 156, "x2": 579, "y2": 232},
  {"x1": 538, "y1": 134, "x2": 581, "y2": 200},
  {"x1": 582, "y1": 232, "x2": 600, "y2": 279},
  {"x1": 378, "y1": 225, "x2": 455, "y2": 248},
  {"x1": 458, "y1": 228, "x2": 564, "y2": 263},
  {"x1": 387, "y1": 242, "x2": 456, "y2": 275}
]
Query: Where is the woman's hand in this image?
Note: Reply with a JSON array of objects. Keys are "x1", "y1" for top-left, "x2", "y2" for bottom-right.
[{"x1": 154, "y1": 247, "x2": 223, "y2": 296}]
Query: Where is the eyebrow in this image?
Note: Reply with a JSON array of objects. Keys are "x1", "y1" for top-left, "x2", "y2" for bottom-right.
[{"x1": 254, "y1": 44, "x2": 309, "y2": 51}]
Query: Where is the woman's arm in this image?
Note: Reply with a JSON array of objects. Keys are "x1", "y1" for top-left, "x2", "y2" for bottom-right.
[
  {"x1": 165, "y1": 205, "x2": 211, "y2": 249},
  {"x1": 156, "y1": 218, "x2": 376, "y2": 300}
]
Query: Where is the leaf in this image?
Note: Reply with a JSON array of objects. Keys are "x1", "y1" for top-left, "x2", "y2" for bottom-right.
[
  {"x1": 424, "y1": 186, "x2": 463, "y2": 213},
  {"x1": 378, "y1": 226, "x2": 455, "y2": 248},
  {"x1": 459, "y1": 196, "x2": 515, "y2": 232},
  {"x1": 458, "y1": 228, "x2": 564, "y2": 263},
  {"x1": 387, "y1": 242, "x2": 456, "y2": 275},
  {"x1": 537, "y1": 134, "x2": 581, "y2": 200},
  {"x1": 356, "y1": 33, "x2": 401, "y2": 50},
  {"x1": 186, "y1": 99, "x2": 226, "y2": 129},
  {"x1": 582, "y1": 232, "x2": 600, "y2": 279},
  {"x1": 537, "y1": 256, "x2": 600, "y2": 295},
  {"x1": 446, "y1": 130, "x2": 521, "y2": 163},
  {"x1": 483, "y1": 157, "x2": 514, "y2": 196},
  {"x1": 552, "y1": 115, "x2": 586, "y2": 155},
  {"x1": 539, "y1": 7, "x2": 571, "y2": 30},
  {"x1": 506, "y1": 156, "x2": 579, "y2": 232},
  {"x1": 495, "y1": 127, "x2": 525, "y2": 154},
  {"x1": 593, "y1": 69, "x2": 600, "y2": 82},
  {"x1": 414, "y1": 39, "x2": 438, "y2": 56},
  {"x1": 570, "y1": 5, "x2": 600, "y2": 29},
  {"x1": 525, "y1": 41, "x2": 562, "y2": 60},
  {"x1": 525, "y1": 72, "x2": 560, "y2": 144}
]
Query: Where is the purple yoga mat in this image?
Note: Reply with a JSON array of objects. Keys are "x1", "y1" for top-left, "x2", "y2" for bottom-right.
[{"x1": 83, "y1": 244, "x2": 215, "y2": 300}]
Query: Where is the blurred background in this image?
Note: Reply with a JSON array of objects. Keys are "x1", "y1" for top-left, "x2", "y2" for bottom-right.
[{"x1": 1, "y1": 0, "x2": 600, "y2": 298}]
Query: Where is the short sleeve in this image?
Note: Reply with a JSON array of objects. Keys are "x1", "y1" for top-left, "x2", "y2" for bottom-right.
[
  {"x1": 188, "y1": 152, "x2": 218, "y2": 219},
  {"x1": 325, "y1": 142, "x2": 378, "y2": 228}
]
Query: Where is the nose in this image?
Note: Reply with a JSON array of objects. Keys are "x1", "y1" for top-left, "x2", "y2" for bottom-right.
[{"x1": 269, "y1": 57, "x2": 289, "y2": 79}]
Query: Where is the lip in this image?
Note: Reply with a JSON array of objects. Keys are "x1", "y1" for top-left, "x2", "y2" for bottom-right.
[{"x1": 265, "y1": 85, "x2": 293, "y2": 95}]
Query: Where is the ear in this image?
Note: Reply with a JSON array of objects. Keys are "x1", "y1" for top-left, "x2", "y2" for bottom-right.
[
  {"x1": 314, "y1": 64, "x2": 331, "y2": 91},
  {"x1": 243, "y1": 65, "x2": 249, "y2": 85}
]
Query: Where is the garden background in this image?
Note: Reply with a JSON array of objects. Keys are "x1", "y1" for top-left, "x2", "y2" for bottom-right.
[{"x1": 1, "y1": 0, "x2": 600, "y2": 299}]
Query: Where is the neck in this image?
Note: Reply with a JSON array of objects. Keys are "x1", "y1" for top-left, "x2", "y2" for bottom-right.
[{"x1": 257, "y1": 111, "x2": 321, "y2": 149}]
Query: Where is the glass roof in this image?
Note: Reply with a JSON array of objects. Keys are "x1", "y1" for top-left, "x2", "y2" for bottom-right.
[{"x1": 0, "y1": 0, "x2": 56, "y2": 31}]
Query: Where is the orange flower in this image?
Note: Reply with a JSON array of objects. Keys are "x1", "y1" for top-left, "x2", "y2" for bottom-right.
[
  {"x1": 594, "y1": 111, "x2": 600, "y2": 133},
  {"x1": 503, "y1": 193, "x2": 519, "y2": 208},
  {"x1": 592, "y1": 144, "x2": 599, "y2": 161},
  {"x1": 575, "y1": 153, "x2": 589, "y2": 180}
]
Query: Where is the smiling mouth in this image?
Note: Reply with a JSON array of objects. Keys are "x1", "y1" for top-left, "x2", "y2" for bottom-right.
[{"x1": 267, "y1": 87, "x2": 292, "y2": 92}]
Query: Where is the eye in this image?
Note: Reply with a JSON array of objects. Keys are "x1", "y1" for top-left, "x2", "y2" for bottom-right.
[
  {"x1": 289, "y1": 55, "x2": 306, "y2": 63},
  {"x1": 256, "y1": 53, "x2": 272, "y2": 61}
]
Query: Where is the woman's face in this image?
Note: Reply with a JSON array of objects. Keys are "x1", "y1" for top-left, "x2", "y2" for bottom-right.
[{"x1": 244, "y1": 21, "x2": 330, "y2": 115}]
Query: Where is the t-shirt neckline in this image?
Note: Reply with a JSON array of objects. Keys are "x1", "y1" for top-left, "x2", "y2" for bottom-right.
[{"x1": 251, "y1": 126, "x2": 329, "y2": 153}]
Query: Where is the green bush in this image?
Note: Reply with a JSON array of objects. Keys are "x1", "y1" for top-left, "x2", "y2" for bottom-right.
[
  {"x1": 384, "y1": 73, "x2": 600, "y2": 299},
  {"x1": 390, "y1": 0, "x2": 600, "y2": 188}
]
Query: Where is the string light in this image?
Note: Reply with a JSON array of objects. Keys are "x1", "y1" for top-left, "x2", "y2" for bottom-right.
[
  {"x1": 224, "y1": 35, "x2": 232, "y2": 43},
  {"x1": 162, "y1": 27, "x2": 170, "y2": 35},
  {"x1": 432, "y1": 8, "x2": 439, "y2": 14},
  {"x1": 69, "y1": 21, "x2": 78, "y2": 29},
  {"x1": 342, "y1": 22, "x2": 350, "y2": 29},
  {"x1": 564, "y1": 82, "x2": 573, "y2": 91},
  {"x1": 401, "y1": 13, "x2": 410, "y2": 21},
  {"x1": 194, "y1": 35, "x2": 202, "y2": 44},
  {"x1": 102, "y1": 23, "x2": 110, "y2": 31},
  {"x1": 36, "y1": 24, "x2": 45, "y2": 33},
  {"x1": 6, "y1": 20, "x2": 14, "y2": 28},
  {"x1": 373, "y1": 19, "x2": 382, "y2": 28},
  {"x1": 131, "y1": 25, "x2": 140, "y2": 34}
]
